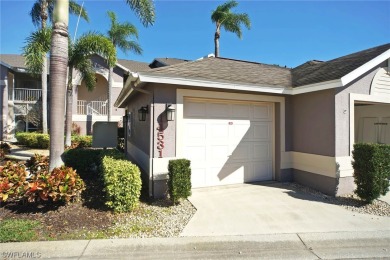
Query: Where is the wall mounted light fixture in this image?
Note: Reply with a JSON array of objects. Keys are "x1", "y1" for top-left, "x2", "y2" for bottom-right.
[
  {"x1": 138, "y1": 105, "x2": 148, "y2": 121},
  {"x1": 166, "y1": 103, "x2": 175, "y2": 121}
]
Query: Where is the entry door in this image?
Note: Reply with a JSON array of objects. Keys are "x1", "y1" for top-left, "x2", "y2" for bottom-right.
[{"x1": 183, "y1": 98, "x2": 273, "y2": 188}]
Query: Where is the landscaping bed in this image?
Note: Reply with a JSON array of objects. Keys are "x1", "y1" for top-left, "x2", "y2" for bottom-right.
[{"x1": 0, "y1": 177, "x2": 196, "y2": 242}]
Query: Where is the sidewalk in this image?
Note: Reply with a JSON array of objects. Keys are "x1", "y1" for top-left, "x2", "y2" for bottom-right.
[
  {"x1": 1, "y1": 231, "x2": 390, "y2": 259},
  {"x1": 5, "y1": 144, "x2": 49, "y2": 161}
]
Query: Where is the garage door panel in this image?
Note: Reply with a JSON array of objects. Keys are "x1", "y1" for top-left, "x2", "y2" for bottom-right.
[
  {"x1": 250, "y1": 162, "x2": 273, "y2": 182},
  {"x1": 253, "y1": 123, "x2": 272, "y2": 140},
  {"x1": 184, "y1": 146, "x2": 207, "y2": 161},
  {"x1": 208, "y1": 103, "x2": 230, "y2": 118},
  {"x1": 210, "y1": 145, "x2": 230, "y2": 160},
  {"x1": 185, "y1": 101, "x2": 206, "y2": 118},
  {"x1": 232, "y1": 104, "x2": 251, "y2": 119},
  {"x1": 185, "y1": 123, "x2": 206, "y2": 139},
  {"x1": 232, "y1": 122, "x2": 250, "y2": 139},
  {"x1": 191, "y1": 168, "x2": 207, "y2": 188},
  {"x1": 253, "y1": 104, "x2": 271, "y2": 120},
  {"x1": 209, "y1": 123, "x2": 229, "y2": 139},
  {"x1": 230, "y1": 143, "x2": 251, "y2": 161},
  {"x1": 214, "y1": 164, "x2": 245, "y2": 185},
  {"x1": 254, "y1": 143, "x2": 272, "y2": 160}
]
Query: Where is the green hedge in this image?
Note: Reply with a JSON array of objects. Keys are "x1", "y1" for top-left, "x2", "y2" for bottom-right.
[
  {"x1": 352, "y1": 143, "x2": 390, "y2": 203},
  {"x1": 15, "y1": 132, "x2": 49, "y2": 149},
  {"x1": 15, "y1": 132, "x2": 92, "y2": 149},
  {"x1": 101, "y1": 156, "x2": 141, "y2": 213},
  {"x1": 168, "y1": 159, "x2": 191, "y2": 204}
]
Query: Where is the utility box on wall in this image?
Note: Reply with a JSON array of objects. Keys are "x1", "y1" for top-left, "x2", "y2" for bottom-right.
[{"x1": 92, "y1": 122, "x2": 118, "y2": 148}]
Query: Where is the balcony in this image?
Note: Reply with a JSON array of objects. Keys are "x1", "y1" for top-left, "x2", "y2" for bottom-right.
[
  {"x1": 77, "y1": 100, "x2": 108, "y2": 116},
  {"x1": 11, "y1": 88, "x2": 42, "y2": 102}
]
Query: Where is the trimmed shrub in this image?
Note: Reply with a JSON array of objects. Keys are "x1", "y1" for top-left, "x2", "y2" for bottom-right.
[
  {"x1": 63, "y1": 149, "x2": 102, "y2": 176},
  {"x1": 352, "y1": 143, "x2": 390, "y2": 203},
  {"x1": 16, "y1": 132, "x2": 49, "y2": 149},
  {"x1": 0, "y1": 161, "x2": 29, "y2": 202},
  {"x1": 101, "y1": 156, "x2": 141, "y2": 213},
  {"x1": 168, "y1": 159, "x2": 191, "y2": 204},
  {"x1": 70, "y1": 135, "x2": 92, "y2": 149},
  {"x1": 26, "y1": 166, "x2": 85, "y2": 203}
]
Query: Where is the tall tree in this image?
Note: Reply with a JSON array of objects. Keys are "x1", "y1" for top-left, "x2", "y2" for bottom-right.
[
  {"x1": 65, "y1": 33, "x2": 116, "y2": 147},
  {"x1": 106, "y1": 10, "x2": 142, "y2": 122},
  {"x1": 28, "y1": 0, "x2": 88, "y2": 134},
  {"x1": 48, "y1": 0, "x2": 155, "y2": 170},
  {"x1": 211, "y1": 0, "x2": 250, "y2": 57}
]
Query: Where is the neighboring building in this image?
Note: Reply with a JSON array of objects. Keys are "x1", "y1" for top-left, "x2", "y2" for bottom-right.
[
  {"x1": 0, "y1": 54, "x2": 152, "y2": 139},
  {"x1": 115, "y1": 43, "x2": 390, "y2": 198}
]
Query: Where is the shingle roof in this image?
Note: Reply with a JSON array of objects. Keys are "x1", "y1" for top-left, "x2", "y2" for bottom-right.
[
  {"x1": 292, "y1": 43, "x2": 390, "y2": 87},
  {"x1": 116, "y1": 59, "x2": 152, "y2": 72},
  {"x1": 144, "y1": 57, "x2": 292, "y2": 87},
  {"x1": 0, "y1": 54, "x2": 28, "y2": 69},
  {"x1": 152, "y1": 58, "x2": 189, "y2": 66}
]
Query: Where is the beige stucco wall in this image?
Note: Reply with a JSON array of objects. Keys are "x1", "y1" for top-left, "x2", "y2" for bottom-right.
[
  {"x1": 335, "y1": 63, "x2": 386, "y2": 157},
  {"x1": 288, "y1": 88, "x2": 336, "y2": 157}
]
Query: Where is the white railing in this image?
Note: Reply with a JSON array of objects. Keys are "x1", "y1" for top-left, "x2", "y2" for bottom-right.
[
  {"x1": 77, "y1": 100, "x2": 108, "y2": 115},
  {"x1": 13, "y1": 88, "x2": 42, "y2": 102}
]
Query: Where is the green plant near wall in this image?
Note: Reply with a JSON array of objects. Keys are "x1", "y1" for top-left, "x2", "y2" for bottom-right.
[
  {"x1": 352, "y1": 143, "x2": 390, "y2": 203},
  {"x1": 101, "y1": 156, "x2": 142, "y2": 213},
  {"x1": 168, "y1": 159, "x2": 192, "y2": 204}
]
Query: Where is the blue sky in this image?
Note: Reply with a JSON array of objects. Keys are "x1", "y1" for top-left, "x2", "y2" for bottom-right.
[{"x1": 1, "y1": 0, "x2": 389, "y2": 68}]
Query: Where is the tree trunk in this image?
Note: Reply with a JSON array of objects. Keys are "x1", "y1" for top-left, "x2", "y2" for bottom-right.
[
  {"x1": 49, "y1": 0, "x2": 69, "y2": 171},
  {"x1": 107, "y1": 66, "x2": 113, "y2": 122},
  {"x1": 41, "y1": 0, "x2": 48, "y2": 134},
  {"x1": 65, "y1": 68, "x2": 73, "y2": 147},
  {"x1": 214, "y1": 30, "x2": 220, "y2": 57},
  {"x1": 41, "y1": 56, "x2": 48, "y2": 134}
]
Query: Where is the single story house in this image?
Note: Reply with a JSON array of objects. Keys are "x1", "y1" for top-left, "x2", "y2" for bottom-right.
[{"x1": 115, "y1": 43, "x2": 390, "y2": 198}]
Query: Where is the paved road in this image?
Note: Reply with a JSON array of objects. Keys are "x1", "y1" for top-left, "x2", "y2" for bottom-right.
[{"x1": 1, "y1": 231, "x2": 389, "y2": 259}]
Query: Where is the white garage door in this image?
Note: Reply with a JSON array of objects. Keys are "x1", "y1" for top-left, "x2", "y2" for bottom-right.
[{"x1": 183, "y1": 98, "x2": 274, "y2": 188}]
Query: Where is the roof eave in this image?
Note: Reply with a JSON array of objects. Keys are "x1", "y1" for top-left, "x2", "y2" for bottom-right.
[{"x1": 341, "y1": 48, "x2": 390, "y2": 86}]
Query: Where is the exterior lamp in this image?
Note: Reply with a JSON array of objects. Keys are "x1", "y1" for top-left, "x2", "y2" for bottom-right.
[
  {"x1": 138, "y1": 105, "x2": 148, "y2": 121},
  {"x1": 166, "y1": 103, "x2": 175, "y2": 121}
]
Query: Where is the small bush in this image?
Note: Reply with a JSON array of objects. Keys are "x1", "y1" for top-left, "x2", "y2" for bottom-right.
[
  {"x1": 101, "y1": 156, "x2": 141, "y2": 213},
  {"x1": 168, "y1": 159, "x2": 191, "y2": 204},
  {"x1": 0, "y1": 219, "x2": 40, "y2": 242},
  {"x1": 26, "y1": 166, "x2": 85, "y2": 203},
  {"x1": 70, "y1": 135, "x2": 92, "y2": 149},
  {"x1": 0, "y1": 161, "x2": 29, "y2": 202},
  {"x1": 63, "y1": 149, "x2": 102, "y2": 175},
  {"x1": 352, "y1": 143, "x2": 390, "y2": 203},
  {"x1": 26, "y1": 154, "x2": 49, "y2": 175},
  {"x1": 16, "y1": 132, "x2": 49, "y2": 149},
  {"x1": 0, "y1": 142, "x2": 11, "y2": 154}
]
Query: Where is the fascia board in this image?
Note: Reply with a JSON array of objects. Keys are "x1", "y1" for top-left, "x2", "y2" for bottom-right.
[
  {"x1": 290, "y1": 79, "x2": 342, "y2": 95},
  {"x1": 341, "y1": 49, "x2": 390, "y2": 86},
  {"x1": 114, "y1": 72, "x2": 139, "y2": 108},
  {"x1": 137, "y1": 74, "x2": 288, "y2": 94}
]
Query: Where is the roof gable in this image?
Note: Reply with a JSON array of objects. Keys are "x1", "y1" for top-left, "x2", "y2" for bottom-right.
[{"x1": 292, "y1": 43, "x2": 390, "y2": 87}]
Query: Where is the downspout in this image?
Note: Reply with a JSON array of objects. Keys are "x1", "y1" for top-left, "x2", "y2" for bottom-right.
[{"x1": 149, "y1": 89, "x2": 155, "y2": 197}]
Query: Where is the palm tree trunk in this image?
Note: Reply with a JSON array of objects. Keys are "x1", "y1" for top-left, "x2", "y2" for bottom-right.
[
  {"x1": 214, "y1": 30, "x2": 220, "y2": 57},
  {"x1": 49, "y1": 0, "x2": 69, "y2": 171},
  {"x1": 107, "y1": 66, "x2": 113, "y2": 122},
  {"x1": 41, "y1": 56, "x2": 48, "y2": 134},
  {"x1": 41, "y1": 0, "x2": 48, "y2": 134},
  {"x1": 65, "y1": 67, "x2": 73, "y2": 147}
]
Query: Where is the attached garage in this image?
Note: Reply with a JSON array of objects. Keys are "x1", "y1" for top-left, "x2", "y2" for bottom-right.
[{"x1": 183, "y1": 98, "x2": 274, "y2": 188}]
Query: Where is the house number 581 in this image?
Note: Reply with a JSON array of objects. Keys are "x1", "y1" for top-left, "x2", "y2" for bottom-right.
[{"x1": 157, "y1": 126, "x2": 164, "y2": 158}]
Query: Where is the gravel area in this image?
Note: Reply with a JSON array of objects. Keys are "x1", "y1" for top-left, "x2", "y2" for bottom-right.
[
  {"x1": 111, "y1": 199, "x2": 196, "y2": 238},
  {"x1": 286, "y1": 182, "x2": 390, "y2": 217}
]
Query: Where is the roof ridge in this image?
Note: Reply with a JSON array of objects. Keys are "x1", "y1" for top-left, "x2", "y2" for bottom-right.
[{"x1": 215, "y1": 57, "x2": 291, "y2": 70}]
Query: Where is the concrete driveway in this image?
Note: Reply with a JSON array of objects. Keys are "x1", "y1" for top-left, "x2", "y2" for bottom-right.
[{"x1": 181, "y1": 182, "x2": 390, "y2": 237}]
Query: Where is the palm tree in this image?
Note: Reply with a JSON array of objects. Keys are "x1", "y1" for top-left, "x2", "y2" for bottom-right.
[
  {"x1": 211, "y1": 0, "x2": 251, "y2": 57},
  {"x1": 28, "y1": 0, "x2": 89, "y2": 134},
  {"x1": 65, "y1": 33, "x2": 116, "y2": 147},
  {"x1": 48, "y1": 0, "x2": 155, "y2": 170},
  {"x1": 106, "y1": 10, "x2": 142, "y2": 122}
]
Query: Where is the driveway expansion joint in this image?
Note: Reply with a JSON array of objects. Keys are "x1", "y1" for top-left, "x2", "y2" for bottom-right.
[{"x1": 296, "y1": 233, "x2": 321, "y2": 259}]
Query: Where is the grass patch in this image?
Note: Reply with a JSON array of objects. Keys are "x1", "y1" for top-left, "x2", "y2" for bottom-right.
[{"x1": 0, "y1": 219, "x2": 41, "y2": 242}]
